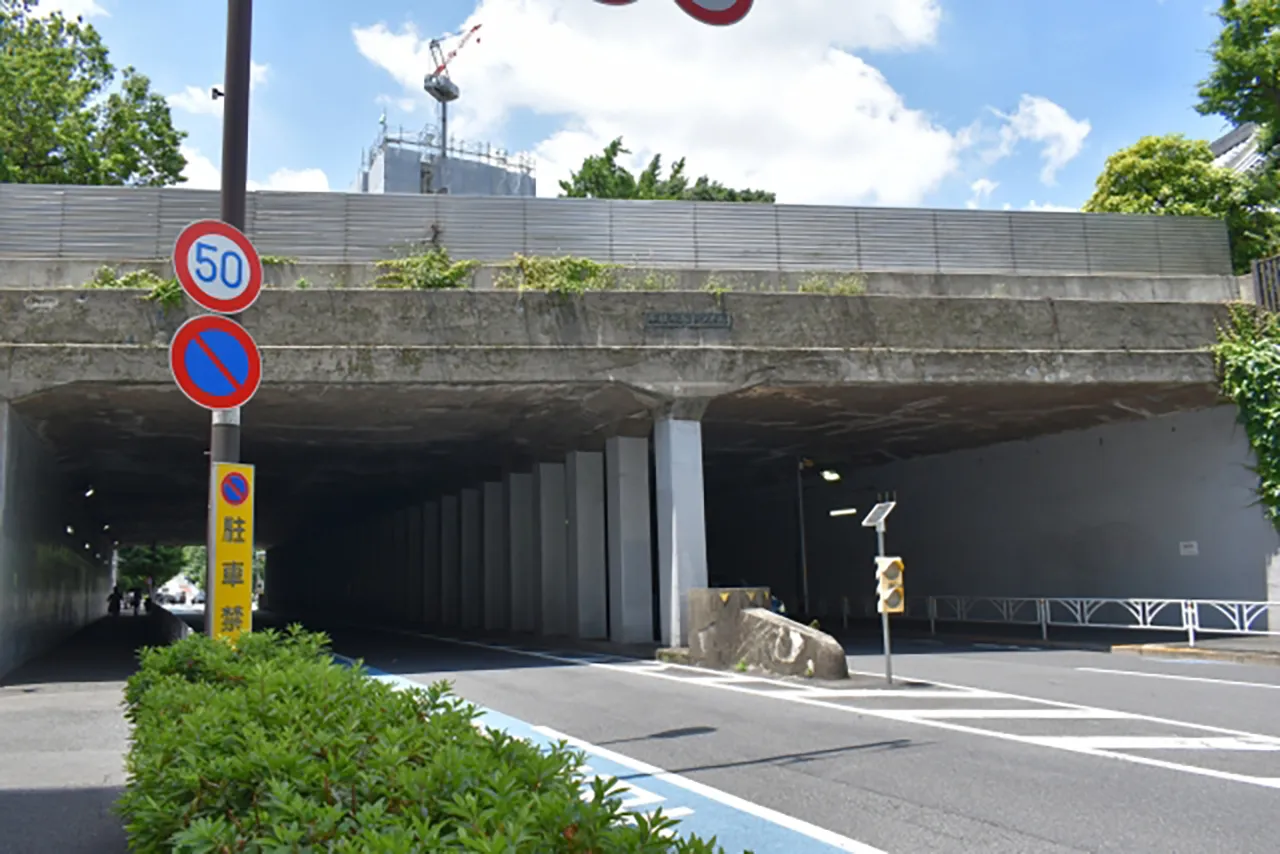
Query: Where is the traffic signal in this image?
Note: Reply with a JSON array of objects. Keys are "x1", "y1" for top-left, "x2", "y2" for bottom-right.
[{"x1": 875, "y1": 556, "x2": 905, "y2": 614}]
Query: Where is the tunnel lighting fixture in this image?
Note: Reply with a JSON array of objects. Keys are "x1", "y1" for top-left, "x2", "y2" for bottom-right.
[
  {"x1": 84, "y1": 486, "x2": 95, "y2": 498},
  {"x1": 102, "y1": 524, "x2": 110, "y2": 532},
  {"x1": 84, "y1": 542, "x2": 91, "y2": 550},
  {"x1": 829, "y1": 507, "x2": 859, "y2": 517},
  {"x1": 821, "y1": 470, "x2": 841, "y2": 482},
  {"x1": 65, "y1": 525, "x2": 74, "y2": 535}
]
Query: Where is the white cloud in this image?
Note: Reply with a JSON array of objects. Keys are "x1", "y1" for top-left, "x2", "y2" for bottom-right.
[
  {"x1": 169, "y1": 62, "x2": 271, "y2": 117},
  {"x1": 993, "y1": 95, "x2": 1091, "y2": 186},
  {"x1": 179, "y1": 145, "x2": 331, "y2": 192},
  {"x1": 179, "y1": 146, "x2": 221, "y2": 190},
  {"x1": 352, "y1": 0, "x2": 975, "y2": 206},
  {"x1": 965, "y1": 177, "x2": 998, "y2": 209},
  {"x1": 32, "y1": 0, "x2": 107, "y2": 18},
  {"x1": 1023, "y1": 199, "x2": 1078, "y2": 212}
]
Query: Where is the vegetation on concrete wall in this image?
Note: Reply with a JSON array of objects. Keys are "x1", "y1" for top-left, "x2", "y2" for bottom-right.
[
  {"x1": 119, "y1": 626, "x2": 743, "y2": 852},
  {"x1": 82, "y1": 265, "x2": 181, "y2": 306},
  {"x1": 372, "y1": 248, "x2": 480, "y2": 290},
  {"x1": 1213, "y1": 303, "x2": 1280, "y2": 531}
]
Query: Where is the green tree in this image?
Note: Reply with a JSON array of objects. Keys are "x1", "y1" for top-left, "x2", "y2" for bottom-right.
[
  {"x1": 0, "y1": 0, "x2": 186, "y2": 186},
  {"x1": 559, "y1": 137, "x2": 775, "y2": 203},
  {"x1": 1197, "y1": 0, "x2": 1280, "y2": 132},
  {"x1": 1082, "y1": 133, "x2": 1280, "y2": 274},
  {"x1": 116, "y1": 545, "x2": 186, "y2": 591}
]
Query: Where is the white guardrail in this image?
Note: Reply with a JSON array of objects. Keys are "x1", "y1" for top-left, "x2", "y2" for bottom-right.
[{"x1": 842, "y1": 596, "x2": 1279, "y2": 646}]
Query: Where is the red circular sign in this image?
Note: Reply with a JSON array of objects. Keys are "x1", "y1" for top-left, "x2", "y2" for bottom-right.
[
  {"x1": 674, "y1": 0, "x2": 752, "y2": 25},
  {"x1": 221, "y1": 472, "x2": 250, "y2": 506},
  {"x1": 168, "y1": 314, "x2": 262, "y2": 411},
  {"x1": 172, "y1": 219, "x2": 263, "y2": 315}
]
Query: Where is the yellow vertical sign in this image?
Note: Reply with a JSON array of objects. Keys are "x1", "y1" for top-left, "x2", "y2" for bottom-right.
[{"x1": 210, "y1": 462, "x2": 255, "y2": 642}]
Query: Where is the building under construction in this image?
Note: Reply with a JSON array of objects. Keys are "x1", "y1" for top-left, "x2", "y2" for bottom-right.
[{"x1": 351, "y1": 121, "x2": 537, "y2": 197}]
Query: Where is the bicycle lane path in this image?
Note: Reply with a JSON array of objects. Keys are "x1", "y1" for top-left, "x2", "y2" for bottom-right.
[{"x1": 333, "y1": 653, "x2": 884, "y2": 854}]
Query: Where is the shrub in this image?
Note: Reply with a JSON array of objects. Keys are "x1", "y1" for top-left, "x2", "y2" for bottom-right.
[
  {"x1": 373, "y1": 248, "x2": 479, "y2": 290},
  {"x1": 118, "y1": 626, "x2": 741, "y2": 853},
  {"x1": 494, "y1": 254, "x2": 618, "y2": 294},
  {"x1": 82, "y1": 264, "x2": 183, "y2": 307}
]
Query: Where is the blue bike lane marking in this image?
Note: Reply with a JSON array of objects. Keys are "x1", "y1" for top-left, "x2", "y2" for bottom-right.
[{"x1": 332, "y1": 655, "x2": 885, "y2": 854}]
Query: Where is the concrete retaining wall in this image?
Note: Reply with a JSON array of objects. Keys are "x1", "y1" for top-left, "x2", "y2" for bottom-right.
[
  {"x1": 0, "y1": 403, "x2": 113, "y2": 679},
  {"x1": 0, "y1": 258, "x2": 1251, "y2": 303},
  {"x1": 713, "y1": 406, "x2": 1279, "y2": 619}
]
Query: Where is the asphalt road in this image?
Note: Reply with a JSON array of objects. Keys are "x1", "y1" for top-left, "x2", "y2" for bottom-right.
[{"x1": 326, "y1": 625, "x2": 1280, "y2": 854}]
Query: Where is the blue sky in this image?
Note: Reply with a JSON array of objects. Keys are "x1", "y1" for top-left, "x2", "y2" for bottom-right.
[{"x1": 43, "y1": 0, "x2": 1235, "y2": 211}]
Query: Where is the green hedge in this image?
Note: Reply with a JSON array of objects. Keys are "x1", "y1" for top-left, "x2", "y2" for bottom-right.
[{"x1": 118, "y1": 626, "x2": 742, "y2": 853}]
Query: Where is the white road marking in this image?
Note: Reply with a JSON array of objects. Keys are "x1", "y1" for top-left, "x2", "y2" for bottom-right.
[
  {"x1": 369, "y1": 628, "x2": 1280, "y2": 791},
  {"x1": 533, "y1": 724, "x2": 888, "y2": 853},
  {"x1": 1077, "y1": 666, "x2": 1280, "y2": 690},
  {"x1": 798, "y1": 688, "x2": 1004, "y2": 700},
  {"x1": 898, "y1": 707, "x2": 1136, "y2": 720},
  {"x1": 1025, "y1": 736, "x2": 1280, "y2": 752}
]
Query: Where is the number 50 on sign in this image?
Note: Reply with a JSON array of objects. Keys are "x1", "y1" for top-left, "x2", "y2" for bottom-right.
[
  {"x1": 173, "y1": 219, "x2": 264, "y2": 315},
  {"x1": 209, "y1": 462, "x2": 255, "y2": 642}
]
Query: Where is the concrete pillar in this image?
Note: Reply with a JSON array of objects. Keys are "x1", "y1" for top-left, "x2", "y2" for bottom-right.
[
  {"x1": 654, "y1": 416, "x2": 710, "y2": 648},
  {"x1": 439, "y1": 495, "x2": 460, "y2": 628},
  {"x1": 460, "y1": 487, "x2": 483, "y2": 630},
  {"x1": 606, "y1": 435, "x2": 654, "y2": 644},
  {"x1": 566, "y1": 450, "x2": 608, "y2": 639},
  {"x1": 421, "y1": 501, "x2": 440, "y2": 626},
  {"x1": 535, "y1": 462, "x2": 568, "y2": 636},
  {"x1": 506, "y1": 472, "x2": 537, "y2": 633},
  {"x1": 482, "y1": 481, "x2": 509, "y2": 631},
  {"x1": 405, "y1": 505, "x2": 423, "y2": 625}
]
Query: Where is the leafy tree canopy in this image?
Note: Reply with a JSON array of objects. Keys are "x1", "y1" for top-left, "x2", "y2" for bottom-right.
[
  {"x1": 115, "y1": 545, "x2": 186, "y2": 592},
  {"x1": 1197, "y1": 0, "x2": 1280, "y2": 131},
  {"x1": 559, "y1": 137, "x2": 775, "y2": 203},
  {"x1": 1082, "y1": 133, "x2": 1280, "y2": 273},
  {"x1": 0, "y1": 0, "x2": 186, "y2": 186}
]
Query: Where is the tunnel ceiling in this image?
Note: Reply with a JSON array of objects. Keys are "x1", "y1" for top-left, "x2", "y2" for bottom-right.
[{"x1": 17, "y1": 379, "x2": 1220, "y2": 547}]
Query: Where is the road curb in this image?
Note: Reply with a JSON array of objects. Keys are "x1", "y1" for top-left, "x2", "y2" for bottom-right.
[{"x1": 1111, "y1": 643, "x2": 1280, "y2": 666}]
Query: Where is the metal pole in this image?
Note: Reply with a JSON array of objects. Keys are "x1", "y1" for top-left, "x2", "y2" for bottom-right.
[
  {"x1": 439, "y1": 101, "x2": 448, "y2": 193},
  {"x1": 207, "y1": 0, "x2": 252, "y2": 637},
  {"x1": 795, "y1": 459, "x2": 811, "y2": 616},
  {"x1": 877, "y1": 521, "x2": 892, "y2": 685}
]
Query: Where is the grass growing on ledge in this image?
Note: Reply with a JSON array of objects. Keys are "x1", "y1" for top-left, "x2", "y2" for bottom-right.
[
  {"x1": 795, "y1": 272, "x2": 867, "y2": 296},
  {"x1": 82, "y1": 265, "x2": 183, "y2": 308},
  {"x1": 372, "y1": 247, "x2": 480, "y2": 290},
  {"x1": 1213, "y1": 302, "x2": 1280, "y2": 532},
  {"x1": 259, "y1": 254, "x2": 298, "y2": 267},
  {"x1": 494, "y1": 254, "x2": 619, "y2": 294}
]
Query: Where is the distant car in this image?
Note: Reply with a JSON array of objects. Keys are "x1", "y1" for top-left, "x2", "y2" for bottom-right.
[{"x1": 192, "y1": 591, "x2": 205, "y2": 605}]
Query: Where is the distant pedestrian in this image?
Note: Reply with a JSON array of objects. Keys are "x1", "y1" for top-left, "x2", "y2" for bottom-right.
[{"x1": 107, "y1": 586, "x2": 122, "y2": 617}]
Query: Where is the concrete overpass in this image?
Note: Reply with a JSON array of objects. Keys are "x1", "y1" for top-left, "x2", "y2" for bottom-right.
[{"x1": 0, "y1": 185, "x2": 1274, "y2": 679}]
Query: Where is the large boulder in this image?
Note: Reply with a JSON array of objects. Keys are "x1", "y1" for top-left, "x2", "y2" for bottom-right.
[{"x1": 687, "y1": 587, "x2": 848, "y2": 679}]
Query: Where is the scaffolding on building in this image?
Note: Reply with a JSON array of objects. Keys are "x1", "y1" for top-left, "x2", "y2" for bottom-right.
[{"x1": 357, "y1": 120, "x2": 536, "y2": 186}]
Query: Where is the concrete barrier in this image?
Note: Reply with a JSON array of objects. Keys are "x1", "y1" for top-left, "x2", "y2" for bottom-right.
[
  {"x1": 144, "y1": 603, "x2": 192, "y2": 646},
  {"x1": 687, "y1": 587, "x2": 849, "y2": 679}
]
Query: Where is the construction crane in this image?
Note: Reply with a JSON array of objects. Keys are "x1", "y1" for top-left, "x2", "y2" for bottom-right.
[{"x1": 423, "y1": 23, "x2": 482, "y2": 192}]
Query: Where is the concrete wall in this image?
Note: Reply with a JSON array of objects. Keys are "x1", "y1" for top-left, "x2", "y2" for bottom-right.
[
  {"x1": 0, "y1": 258, "x2": 1249, "y2": 303},
  {"x1": 776, "y1": 406, "x2": 1278, "y2": 617},
  {"x1": 0, "y1": 403, "x2": 112, "y2": 678}
]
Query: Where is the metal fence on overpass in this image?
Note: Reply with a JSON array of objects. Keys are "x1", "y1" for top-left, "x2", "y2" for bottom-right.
[{"x1": 0, "y1": 184, "x2": 1232, "y2": 275}]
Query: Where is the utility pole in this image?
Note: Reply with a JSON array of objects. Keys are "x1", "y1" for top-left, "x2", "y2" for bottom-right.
[{"x1": 207, "y1": 0, "x2": 252, "y2": 635}]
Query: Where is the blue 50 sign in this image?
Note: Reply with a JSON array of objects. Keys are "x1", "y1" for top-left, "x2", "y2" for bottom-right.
[{"x1": 593, "y1": 0, "x2": 753, "y2": 26}]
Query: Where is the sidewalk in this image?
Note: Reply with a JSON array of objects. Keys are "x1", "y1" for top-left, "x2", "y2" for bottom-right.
[{"x1": 0, "y1": 614, "x2": 151, "y2": 854}]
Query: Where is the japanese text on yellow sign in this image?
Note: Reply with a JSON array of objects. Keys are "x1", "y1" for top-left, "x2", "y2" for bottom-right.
[{"x1": 210, "y1": 462, "x2": 255, "y2": 642}]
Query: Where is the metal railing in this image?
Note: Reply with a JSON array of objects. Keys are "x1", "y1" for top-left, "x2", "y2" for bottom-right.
[
  {"x1": 1252, "y1": 254, "x2": 1280, "y2": 310},
  {"x1": 838, "y1": 594, "x2": 1277, "y2": 646},
  {"x1": 0, "y1": 184, "x2": 1233, "y2": 275},
  {"x1": 926, "y1": 595, "x2": 1278, "y2": 646}
]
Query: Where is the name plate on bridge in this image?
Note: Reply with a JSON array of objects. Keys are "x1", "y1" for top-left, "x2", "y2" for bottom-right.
[{"x1": 644, "y1": 310, "x2": 732, "y2": 330}]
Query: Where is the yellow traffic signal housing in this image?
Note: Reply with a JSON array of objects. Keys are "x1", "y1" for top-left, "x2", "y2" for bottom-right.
[{"x1": 875, "y1": 556, "x2": 905, "y2": 614}]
